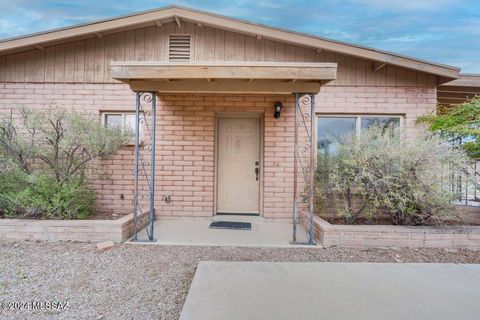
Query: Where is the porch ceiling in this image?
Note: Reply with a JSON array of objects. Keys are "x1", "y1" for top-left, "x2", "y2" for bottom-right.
[{"x1": 111, "y1": 61, "x2": 337, "y2": 94}]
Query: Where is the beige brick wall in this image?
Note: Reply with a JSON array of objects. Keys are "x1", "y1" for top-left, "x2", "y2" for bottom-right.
[
  {"x1": 314, "y1": 216, "x2": 480, "y2": 249},
  {"x1": 0, "y1": 82, "x2": 436, "y2": 218},
  {"x1": 154, "y1": 94, "x2": 295, "y2": 218},
  {"x1": 0, "y1": 212, "x2": 149, "y2": 242},
  {"x1": 317, "y1": 85, "x2": 437, "y2": 138}
]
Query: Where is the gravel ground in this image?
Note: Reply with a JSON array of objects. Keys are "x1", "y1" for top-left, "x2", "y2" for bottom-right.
[{"x1": 0, "y1": 241, "x2": 479, "y2": 320}]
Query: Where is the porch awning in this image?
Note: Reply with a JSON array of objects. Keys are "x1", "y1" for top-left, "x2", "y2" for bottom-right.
[{"x1": 111, "y1": 62, "x2": 337, "y2": 94}]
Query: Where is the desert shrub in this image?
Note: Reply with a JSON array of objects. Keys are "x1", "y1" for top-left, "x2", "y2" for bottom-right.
[
  {"x1": 0, "y1": 172, "x2": 95, "y2": 219},
  {"x1": 315, "y1": 125, "x2": 471, "y2": 225},
  {"x1": 0, "y1": 107, "x2": 129, "y2": 219}
]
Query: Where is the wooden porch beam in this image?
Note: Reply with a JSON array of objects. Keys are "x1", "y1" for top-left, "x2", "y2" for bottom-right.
[
  {"x1": 111, "y1": 62, "x2": 337, "y2": 81},
  {"x1": 128, "y1": 79, "x2": 322, "y2": 94}
]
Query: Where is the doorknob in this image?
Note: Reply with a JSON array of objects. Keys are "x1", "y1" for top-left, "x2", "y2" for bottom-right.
[{"x1": 255, "y1": 167, "x2": 259, "y2": 181}]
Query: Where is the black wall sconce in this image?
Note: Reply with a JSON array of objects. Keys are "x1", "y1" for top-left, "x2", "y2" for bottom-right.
[{"x1": 274, "y1": 102, "x2": 283, "y2": 119}]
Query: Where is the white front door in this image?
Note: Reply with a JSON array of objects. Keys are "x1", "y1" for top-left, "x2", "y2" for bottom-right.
[{"x1": 217, "y1": 118, "x2": 260, "y2": 214}]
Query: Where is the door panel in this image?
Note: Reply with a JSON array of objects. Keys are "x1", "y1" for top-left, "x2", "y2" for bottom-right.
[{"x1": 217, "y1": 118, "x2": 260, "y2": 214}]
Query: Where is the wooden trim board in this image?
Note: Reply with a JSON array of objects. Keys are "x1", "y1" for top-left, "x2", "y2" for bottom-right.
[
  {"x1": 111, "y1": 62, "x2": 337, "y2": 81},
  {"x1": 128, "y1": 79, "x2": 323, "y2": 94}
]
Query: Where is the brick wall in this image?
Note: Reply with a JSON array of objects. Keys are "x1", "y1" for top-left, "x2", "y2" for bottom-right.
[
  {"x1": 316, "y1": 85, "x2": 437, "y2": 138},
  {"x1": 314, "y1": 216, "x2": 480, "y2": 249},
  {"x1": 0, "y1": 82, "x2": 436, "y2": 218},
  {"x1": 0, "y1": 211, "x2": 149, "y2": 242},
  {"x1": 154, "y1": 94, "x2": 295, "y2": 218}
]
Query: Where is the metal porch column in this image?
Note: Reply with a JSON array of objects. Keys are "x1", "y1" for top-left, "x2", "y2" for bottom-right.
[
  {"x1": 292, "y1": 93, "x2": 316, "y2": 245},
  {"x1": 132, "y1": 91, "x2": 157, "y2": 242}
]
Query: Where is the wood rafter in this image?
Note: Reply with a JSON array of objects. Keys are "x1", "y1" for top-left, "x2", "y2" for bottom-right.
[
  {"x1": 174, "y1": 15, "x2": 181, "y2": 27},
  {"x1": 373, "y1": 62, "x2": 387, "y2": 72}
]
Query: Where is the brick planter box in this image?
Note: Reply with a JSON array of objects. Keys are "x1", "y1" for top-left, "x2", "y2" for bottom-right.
[
  {"x1": 0, "y1": 211, "x2": 149, "y2": 243},
  {"x1": 314, "y1": 215, "x2": 480, "y2": 249}
]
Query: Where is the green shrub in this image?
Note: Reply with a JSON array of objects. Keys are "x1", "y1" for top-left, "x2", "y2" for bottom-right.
[
  {"x1": 315, "y1": 126, "x2": 471, "y2": 225},
  {"x1": 0, "y1": 166, "x2": 96, "y2": 220},
  {"x1": 0, "y1": 107, "x2": 129, "y2": 219}
]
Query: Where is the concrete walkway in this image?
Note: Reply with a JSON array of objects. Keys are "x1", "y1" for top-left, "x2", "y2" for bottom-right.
[
  {"x1": 128, "y1": 215, "x2": 310, "y2": 247},
  {"x1": 180, "y1": 262, "x2": 480, "y2": 320}
]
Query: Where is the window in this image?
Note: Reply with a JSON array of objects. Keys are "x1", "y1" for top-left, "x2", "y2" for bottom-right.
[
  {"x1": 317, "y1": 115, "x2": 401, "y2": 155},
  {"x1": 360, "y1": 116, "x2": 401, "y2": 131},
  {"x1": 169, "y1": 35, "x2": 191, "y2": 62},
  {"x1": 317, "y1": 117, "x2": 356, "y2": 154},
  {"x1": 102, "y1": 112, "x2": 140, "y2": 135}
]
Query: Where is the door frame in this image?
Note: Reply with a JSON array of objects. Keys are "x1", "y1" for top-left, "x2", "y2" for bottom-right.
[{"x1": 214, "y1": 112, "x2": 264, "y2": 216}]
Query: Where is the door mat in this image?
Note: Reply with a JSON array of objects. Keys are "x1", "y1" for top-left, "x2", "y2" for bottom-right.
[{"x1": 209, "y1": 221, "x2": 252, "y2": 230}]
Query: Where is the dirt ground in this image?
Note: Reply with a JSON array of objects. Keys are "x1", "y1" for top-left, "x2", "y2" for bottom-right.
[{"x1": 0, "y1": 241, "x2": 478, "y2": 320}]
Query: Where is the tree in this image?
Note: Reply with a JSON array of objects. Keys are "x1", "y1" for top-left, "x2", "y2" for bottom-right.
[{"x1": 418, "y1": 97, "x2": 480, "y2": 158}]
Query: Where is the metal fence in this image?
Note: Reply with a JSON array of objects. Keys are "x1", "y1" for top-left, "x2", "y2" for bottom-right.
[{"x1": 450, "y1": 159, "x2": 480, "y2": 206}]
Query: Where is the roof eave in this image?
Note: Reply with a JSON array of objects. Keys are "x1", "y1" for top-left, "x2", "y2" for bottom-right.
[
  {"x1": 440, "y1": 74, "x2": 480, "y2": 87},
  {"x1": 0, "y1": 5, "x2": 461, "y2": 79}
]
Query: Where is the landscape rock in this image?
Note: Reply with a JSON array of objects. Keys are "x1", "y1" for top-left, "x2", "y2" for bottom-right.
[
  {"x1": 96, "y1": 241, "x2": 116, "y2": 252},
  {"x1": 1, "y1": 241, "x2": 479, "y2": 319}
]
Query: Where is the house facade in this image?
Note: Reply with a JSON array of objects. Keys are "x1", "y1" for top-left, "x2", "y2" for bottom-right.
[{"x1": 0, "y1": 6, "x2": 460, "y2": 229}]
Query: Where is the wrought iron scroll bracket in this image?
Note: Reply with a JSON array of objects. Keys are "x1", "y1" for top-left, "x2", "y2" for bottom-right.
[
  {"x1": 291, "y1": 93, "x2": 316, "y2": 245},
  {"x1": 132, "y1": 91, "x2": 157, "y2": 242}
]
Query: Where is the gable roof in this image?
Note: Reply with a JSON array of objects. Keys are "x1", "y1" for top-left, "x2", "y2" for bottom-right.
[
  {"x1": 437, "y1": 74, "x2": 480, "y2": 105},
  {"x1": 0, "y1": 5, "x2": 460, "y2": 79},
  {"x1": 441, "y1": 74, "x2": 480, "y2": 87}
]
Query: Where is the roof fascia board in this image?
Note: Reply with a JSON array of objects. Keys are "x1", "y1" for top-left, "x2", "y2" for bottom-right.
[
  {"x1": 440, "y1": 74, "x2": 480, "y2": 87},
  {"x1": 0, "y1": 7, "x2": 179, "y2": 52}
]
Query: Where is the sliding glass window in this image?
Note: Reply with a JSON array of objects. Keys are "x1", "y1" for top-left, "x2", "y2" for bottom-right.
[
  {"x1": 317, "y1": 115, "x2": 401, "y2": 153},
  {"x1": 316, "y1": 115, "x2": 401, "y2": 172}
]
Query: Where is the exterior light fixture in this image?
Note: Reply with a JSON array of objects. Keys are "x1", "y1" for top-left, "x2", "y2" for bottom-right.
[{"x1": 274, "y1": 102, "x2": 283, "y2": 119}]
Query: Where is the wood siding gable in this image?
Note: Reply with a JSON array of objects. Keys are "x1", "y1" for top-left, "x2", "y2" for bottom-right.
[{"x1": 0, "y1": 22, "x2": 438, "y2": 87}]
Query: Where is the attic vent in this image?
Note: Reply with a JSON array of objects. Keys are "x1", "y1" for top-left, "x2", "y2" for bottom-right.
[{"x1": 169, "y1": 35, "x2": 191, "y2": 62}]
